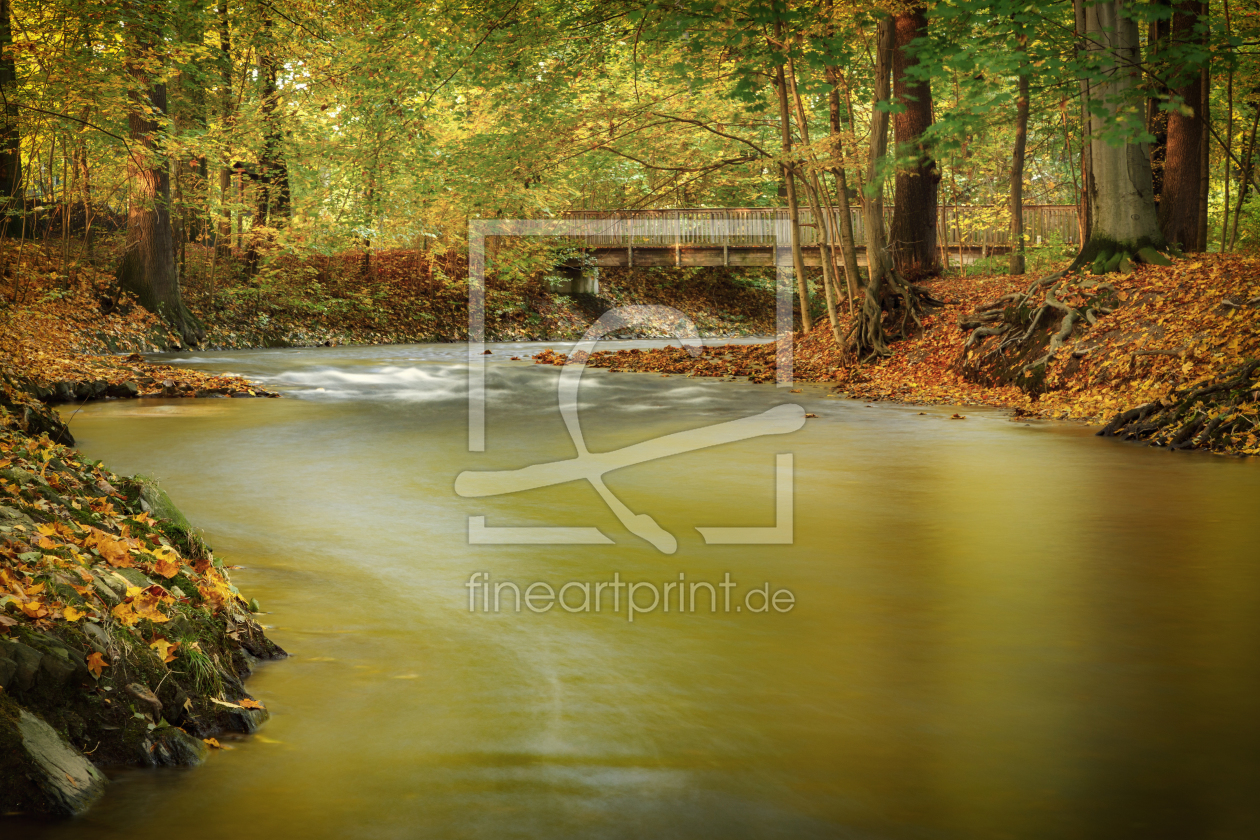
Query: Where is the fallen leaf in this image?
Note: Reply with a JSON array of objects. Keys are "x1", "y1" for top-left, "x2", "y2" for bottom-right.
[
  {"x1": 151, "y1": 546, "x2": 180, "y2": 579},
  {"x1": 237, "y1": 698, "x2": 264, "y2": 710},
  {"x1": 86, "y1": 651, "x2": 108, "y2": 678},
  {"x1": 63, "y1": 605, "x2": 86, "y2": 621},
  {"x1": 149, "y1": 636, "x2": 179, "y2": 663},
  {"x1": 202, "y1": 737, "x2": 222, "y2": 749}
]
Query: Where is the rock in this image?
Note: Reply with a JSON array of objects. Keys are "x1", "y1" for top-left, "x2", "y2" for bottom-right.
[
  {"x1": 105, "y1": 381, "x2": 140, "y2": 398},
  {"x1": 125, "y1": 683, "x2": 163, "y2": 718},
  {"x1": 0, "y1": 466, "x2": 42, "y2": 487},
  {"x1": 0, "y1": 639, "x2": 44, "y2": 691},
  {"x1": 0, "y1": 698, "x2": 107, "y2": 816},
  {"x1": 0, "y1": 504, "x2": 37, "y2": 531},
  {"x1": 0, "y1": 654, "x2": 16, "y2": 690},
  {"x1": 38, "y1": 649, "x2": 80, "y2": 689},
  {"x1": 89, "y1": 569, "x2": 124, "y2": 604},
  {"x1": 115, "y1": 567, "x2": 156, "y2": 589},
  {"x1": 138, "y1": 481, "x2": 194, "y2": 538},
  {"x1": 148, "y1": 726, "x2": 209, "y2": 767},
  {"x1": 81, "y1": 622, "x2": 110, "y2": 653}
]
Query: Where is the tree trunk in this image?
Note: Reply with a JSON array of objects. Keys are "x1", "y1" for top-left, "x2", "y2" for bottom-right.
[
  {"x1": 889, "y1": 6, "x2": 939, "y2": 279},
  {"x1": 1009, "y1": 29, "x2": 1030, "y2": 275},
  {"x1": 785, "y1": 55, "x2": 841, "y2": 340},
  {"x1": 245, "y1": 8, "x2": 291, "y2": 276},
  {"x1": 1074, "y1": 0, "x2": 1093, "y2": 246},
  {"x1": 773, "y1": 37, "x2": 813, "y2": 334},
  {"x1": 1222, "y1": 0, "x2": 1233, "y2": 251},
  {"x1": 0, "y1": 0, "x2": 22, "y2": 232},
  {"x1": 1158, "y1": 0, "x2": 1206, "y2": 251},
  {"x1": 116, "y1": 29, "x2": 201, "y2": 346},
  {"x1": 1196, "y1": 56, "x2": 1209, "y2": 252},
  {"x1": 826, "y1": 66, "x2": 861, "y2": 299},
  {"x1": 216, "y1": 0, "x2": 233, "y2": 256},
  {"x1": 1076, "y1": 0, "x2": 1164, "y2": 265},
  {"x1": 1230, "y1": 105, "x2": 1259, "y2": 249}
]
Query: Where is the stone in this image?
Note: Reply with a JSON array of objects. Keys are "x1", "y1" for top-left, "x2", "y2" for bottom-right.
[
  {"x1": 148, "y1": 726, "x2": 209, "y2": 767},
  {"x1": 0, "y1": 701, "x2": 107, "y2": 816},
  {"x1": 0, "y1": 652, "x2": 16, "y2": 691},
  {"x1": 115, "y1": 567, "x2": 156, "y2": 590},
  {"x1": 0, "y1": 504, "x2": 37, "y2": 530},
  {"x1": 0, "y1": 639, "x2": 44, "y2": 691},
  {"x1": 125, "y1": 683, "x2": 163, "y2": 718},
  {"x1": 138, "y1": 481, "x2": 194, "y2": 537}
]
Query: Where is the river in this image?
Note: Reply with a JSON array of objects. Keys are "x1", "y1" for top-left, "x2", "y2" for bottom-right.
[{"x1": 24, "y1": 341, "x2": 1260, "y2": 839}]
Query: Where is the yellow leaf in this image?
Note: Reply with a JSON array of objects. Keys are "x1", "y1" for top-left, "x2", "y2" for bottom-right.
[
  {"x1": 202, "y1": 737, "x2": 222, "y2": 749},
  {"x1": 112, "y1": 601, "x2": 141, "y2": 626},
  {"x1": 149, "y1": 636, "x2": 179, "y2": 663},
  {"x1": 238, "y1": 698, "x2": 264, "y2": 710},
  {"x1": 63, "y1": 605, "x2": 86, "y2": 621}
]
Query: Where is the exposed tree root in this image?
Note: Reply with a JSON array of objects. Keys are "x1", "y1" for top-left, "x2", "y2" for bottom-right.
[
  {"x1": 1098, "y1": 359, "x2": 1260, "y2": 452},
  {"x1": 955, "y1": 270, "x2": 1118, "y2": 394},
  {"x1": 847, "y1": 265, "x2": 946, "y2": 360}
]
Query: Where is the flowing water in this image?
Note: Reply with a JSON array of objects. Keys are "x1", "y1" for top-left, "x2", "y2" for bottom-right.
[{"x1": 19, "y1": 341, "x2": 1260, "y2": 839}]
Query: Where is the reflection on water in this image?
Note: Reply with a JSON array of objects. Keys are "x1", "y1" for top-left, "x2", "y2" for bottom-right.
[{"x1": 18, "y1": 341, "x2": 1260, "y2": 839}]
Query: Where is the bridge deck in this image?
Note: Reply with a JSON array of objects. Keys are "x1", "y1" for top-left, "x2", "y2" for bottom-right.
[{"x1": 562, "y1": 205, "x2": 1078, "y2": 254}]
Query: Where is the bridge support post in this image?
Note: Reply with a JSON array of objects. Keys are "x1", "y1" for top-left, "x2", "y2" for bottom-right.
[{"x1": 576, "y1": 266, "x2": 599, "y2": 295}]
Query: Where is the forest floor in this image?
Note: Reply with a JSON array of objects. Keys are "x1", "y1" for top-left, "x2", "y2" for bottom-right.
[{"x1": 534, "y1": 253, "x2": 1260, "y2": 457}]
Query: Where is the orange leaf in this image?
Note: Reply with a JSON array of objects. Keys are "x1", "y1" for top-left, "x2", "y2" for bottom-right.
[
  {"x1": 203, "y1": 737, "x2": 222, "y2": 749},
  {"x1": 86, "y1": 651, "x2": 108, "y2": 678},
  {"x1": 152, "y1": 546, "x2": 181, "y2": 579},
  {"x1": 238, "y1": 698, "x2": 264, "y2": 710},
  {"x1": 63, "y1": 605, "x2": 86, "y2": 621}
]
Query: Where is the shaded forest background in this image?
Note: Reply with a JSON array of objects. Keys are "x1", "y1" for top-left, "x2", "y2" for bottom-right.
[{"x1": 0, "y1": 0, "x2": 1254, "y2": 348}]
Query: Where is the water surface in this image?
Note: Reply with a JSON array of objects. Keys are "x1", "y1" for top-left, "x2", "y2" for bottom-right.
[{"x1": 20, "y1": 341, "x2": 1260, "y2": 839}]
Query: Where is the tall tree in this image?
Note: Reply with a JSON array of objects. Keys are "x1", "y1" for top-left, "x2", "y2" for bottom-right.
[
  {"x1": 1075, "y1": 0, "x2": 1164, "y2": 264},
  {"x1": 1009, "y1": 21, "x2": 1031, "y2": 275},
  {"x1": 0, "y1": 0, "x2": 21, "y2": 230},
  {"x1": 115, "y1": 5, "x2": 202, "y2": 346},
  {"x1": 245, "y1": 6, "x2": 291, "y2": 276},
  {"x1": 773, "y1": 20, "x2": 813, "y2": 334},
  {"x1": 888, "y1": 5, "x2": 938, "y2": 278},
  {"x1": 1158, "y1": 0, "x2": 1207, "y2": 250}
]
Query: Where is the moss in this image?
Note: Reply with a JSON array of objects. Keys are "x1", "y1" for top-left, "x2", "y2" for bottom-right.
[{"x1": 1070, "y1": 234, "x2": 1168, "y2": 273}]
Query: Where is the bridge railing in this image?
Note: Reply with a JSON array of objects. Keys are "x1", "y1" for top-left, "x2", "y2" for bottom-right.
[{"x1": 562, "y1": 205, "x2": 1080, "y2": 249}]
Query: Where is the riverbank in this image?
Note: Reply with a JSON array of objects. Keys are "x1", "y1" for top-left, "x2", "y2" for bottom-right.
[
  {"x1": 1, "y1": 372, "x2": 284, "y2": 817},
  {"x1": 534, "y1": 254, "x2": 1260, "y2": 456}
]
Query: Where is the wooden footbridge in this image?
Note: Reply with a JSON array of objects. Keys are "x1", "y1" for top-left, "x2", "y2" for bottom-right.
[{"x1": 554, "y1": 205, "x2": 1079, "y2": 293}]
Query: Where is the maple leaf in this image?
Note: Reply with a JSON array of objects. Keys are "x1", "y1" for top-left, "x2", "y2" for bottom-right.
[
  {"x1": 203, "y1": 738, "x2": 223, "y2": 749},
  {"x1": 149, "y1": 636, "x2": 179, "y2": 663},
  {"x1": 63, "y1": 605, "x2": 86, "y2": 621},
  {"x1": 19, "y1": 600, "x2": 46, "y2": 618},
  {"x1": 112, "y1": 601, "x2": 141, "y2": 626},
  {"x1": 151, "y1": 546, "x2": 181, "y2": 578},
  {"x1": 89, "y1": 529, "x2": 134, "y2": 568},
  {"x1": 86, "y1": 651, "x2": 108, "y2": 678},
  {"x1": 238, "y1": 697, "x2": 264, "y2": 710}
]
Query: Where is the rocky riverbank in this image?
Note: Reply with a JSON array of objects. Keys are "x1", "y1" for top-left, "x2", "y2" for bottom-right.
[{"x1": 0, "y1": 384, "x2": 284, "y2": 818}]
